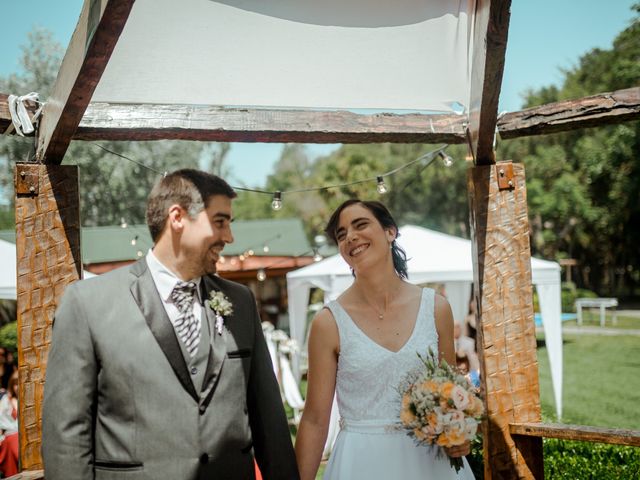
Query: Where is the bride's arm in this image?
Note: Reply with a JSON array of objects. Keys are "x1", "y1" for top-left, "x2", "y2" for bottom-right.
[
  {"x1": 295, "y1": 308, "x2": 339, "y2": 480},
  {"x1": 434, "y1": 294, "x2": 471, "y2": 458}
]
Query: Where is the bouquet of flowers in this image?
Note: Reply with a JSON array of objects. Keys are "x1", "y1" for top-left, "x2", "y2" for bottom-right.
[{"x1": 398, "y1": 348, "x2": 484, "y2": 472}]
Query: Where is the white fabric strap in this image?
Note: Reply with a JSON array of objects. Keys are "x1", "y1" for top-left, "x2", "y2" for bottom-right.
[{"x1": 5, "y1": 92, "x2": 42, "y2": 136}]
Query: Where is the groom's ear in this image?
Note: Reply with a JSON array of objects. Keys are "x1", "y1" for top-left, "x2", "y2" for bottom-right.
[{"x1": 167, "y1": 204, "x2": 186, "y2": 233}]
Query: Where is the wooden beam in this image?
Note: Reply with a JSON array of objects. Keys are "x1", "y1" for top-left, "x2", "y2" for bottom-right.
[
  {"x1": 468, "y1": 0, "x2": 512, "y2": 165},
  {"x1": 498, "y1": 87, "x2": 640, "y2": 139},
  {"x1": 468, "y1": 162, "x2": 543, "y2": 479},
  {"x1": 74, "y1": 103, "x2": 467, "y2": 144},
  {"x1": 15, "y1": 164, "x2": 82, "y2": 469},
  {"x1": 510, "y1": 423, "x2": 640, "y2": 447},
  {"x1": 4, "y1": 87, "x2": 639, "y2": 144},
  {"x1": 0, "y1": 93, "x2": 15, "y2": 134},
  {"x1": 35, "y1": 0, "x2": 135, "y2": 164}
]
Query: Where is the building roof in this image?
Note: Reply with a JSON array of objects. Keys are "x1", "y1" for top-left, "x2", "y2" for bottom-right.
[{"x1": 0, "y1": 218, "x2": 312, "y2": 264}]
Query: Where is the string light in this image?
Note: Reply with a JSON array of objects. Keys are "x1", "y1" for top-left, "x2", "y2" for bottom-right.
[
  {"x1": 136, "y1": 250, "x2": 143, "y2": 257},
  {"x1": 313, "y1": 249, "x2": 323, "y2": 262},
  {"x1": 257, "y1": 268, "x2": 267, "y2": 282},
  {"x1": 376, "y1": 176, "x2": 388, "y2": 195},
  {"x1": 262, "y1": 245, "x2": 270, "y2": 253},
  {"x1": 219, "y1": 255, "x2": 226, "y2": 264},
  {"x1": 438, "y1": 151, "x2": 454, "y2": 167},
  {"x1": 120, "y1": 217, "x2": 128, "y2": 229},
  {"x1": 130, "y1": 235, "x2": 138, "y2": 246},
  {"x1": 94, "y1": 143, "x2": 452, "y2": 208},
  {"x1": 271, "y1": 191, "x2": 283, "y2": 211}
]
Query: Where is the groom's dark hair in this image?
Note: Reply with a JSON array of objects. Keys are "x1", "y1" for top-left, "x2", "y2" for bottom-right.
[{"x1": 146, "y1": 169, "x2": 236, "y2": 242}]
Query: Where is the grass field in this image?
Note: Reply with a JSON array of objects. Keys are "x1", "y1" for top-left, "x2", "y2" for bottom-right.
[
  {"x1": 537, "y1": 332, "x2": 640, "y2": 430},
  {"x1": 562, "y1": 312, "x2": 640, "y2": 330}
]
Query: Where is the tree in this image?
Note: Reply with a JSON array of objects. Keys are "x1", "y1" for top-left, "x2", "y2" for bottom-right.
[
  {"x1": 0, "y1": 27, "x2": 230, "y2": 227},
  {"x1": 497, "y1": 3, "x2": 640, "y2": 295}
]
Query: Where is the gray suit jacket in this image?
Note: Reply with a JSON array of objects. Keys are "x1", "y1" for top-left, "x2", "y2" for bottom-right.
[{"x1": 42, "y1": 259, "x2": 299, "y2": 480}]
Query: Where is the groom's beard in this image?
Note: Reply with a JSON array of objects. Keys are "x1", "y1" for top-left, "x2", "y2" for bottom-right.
[{"x1": 203, "y1": 242, "x2": 226, "y2": 275}]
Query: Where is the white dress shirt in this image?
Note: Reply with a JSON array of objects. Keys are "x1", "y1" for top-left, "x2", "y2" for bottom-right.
[{"x1": 146, "y1": 250, "x2": 203, "y2": 330}]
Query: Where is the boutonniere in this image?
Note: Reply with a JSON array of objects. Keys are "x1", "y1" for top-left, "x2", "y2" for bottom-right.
[{"x1": 207, "y1": 291, "x2": 233, "y2": 335}]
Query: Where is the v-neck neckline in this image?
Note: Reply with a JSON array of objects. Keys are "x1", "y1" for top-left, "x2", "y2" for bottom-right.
[{"x1": 335, "y1": 288, "x2": 425, "y2": 355}]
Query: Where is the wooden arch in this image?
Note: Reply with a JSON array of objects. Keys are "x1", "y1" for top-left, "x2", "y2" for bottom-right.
[{"x1": 1, "y1": 0, "x2": 639, "y2": 478}]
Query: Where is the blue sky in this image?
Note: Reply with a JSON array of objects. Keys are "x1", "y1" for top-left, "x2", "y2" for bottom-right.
[{"x1": 0, "y1": 0, "x2": 636, "y2": 187}]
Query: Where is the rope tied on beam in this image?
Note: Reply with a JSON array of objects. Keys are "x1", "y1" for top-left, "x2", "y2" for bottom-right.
[{"x1": 4, "y1": 92, "x2": 44, "y2": 137}]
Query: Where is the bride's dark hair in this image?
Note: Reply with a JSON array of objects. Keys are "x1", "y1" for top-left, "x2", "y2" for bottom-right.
[{"x1": 325, "y1": 199, "x2": 408, "y2": 279}]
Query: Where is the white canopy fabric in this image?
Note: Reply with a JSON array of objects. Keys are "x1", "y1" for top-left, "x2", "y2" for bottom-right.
[
  {"x1": 0, "y1": 239, "x2": 95, "y2": 300},
  {"x1": 287, "y1": 225, "x2": 563, "y2": 418},
  {"x1": 92, "y1": 0, "x2": 475, "y2": 112}
]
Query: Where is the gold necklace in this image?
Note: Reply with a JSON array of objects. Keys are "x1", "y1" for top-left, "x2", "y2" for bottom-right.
[{"x1": 361, "y1": 294, "x2": 387, "y2": 320}]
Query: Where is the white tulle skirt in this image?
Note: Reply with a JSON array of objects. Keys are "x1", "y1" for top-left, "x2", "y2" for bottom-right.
[{"x1": 323, "y1": 421, "x2": 475, "y2": 480}]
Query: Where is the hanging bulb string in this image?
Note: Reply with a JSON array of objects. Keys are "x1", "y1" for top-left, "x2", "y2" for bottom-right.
[{"x1": 90, "y1": 143, "x2": 451, "y2": 199}]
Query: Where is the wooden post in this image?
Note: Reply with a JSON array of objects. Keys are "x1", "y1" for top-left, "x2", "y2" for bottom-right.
[
  {"x1": 468, "y1": 161, "x2": 544, "y2": 479},
  {"x1": 14, "y1": 164, "x2": 81, "y2": 470}
]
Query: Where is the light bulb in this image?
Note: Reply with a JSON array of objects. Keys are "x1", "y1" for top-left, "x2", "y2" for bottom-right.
[
  {"x1": 136, "y1": 250, "x2": 143, "y2": 257},
  {"x1": 313, "y1": 251, "x2": 323, "y2": 262},
  {"x1": 271, "y1": 191, "x2": 283, "y2": 211},
  {"x1": 120, "y1": 217, "x2": 127, "y2": 229},
  {"x1": 247, "y1": 249, "x2": 254, "y2": 256},
  {"x1": 257, "y1": 268, "x2": 267, "y2": 282},
  {"x1": 239, "y1": 254, "x2": 245, "y2": 261},
  {"x1": 131, "y1": 235, "x2": 138, "y2": 246},
  {"x1": 376, "y1": 176, "x2": 388, "y2": 195},
  {"x1": 439, "y1": 151, "x2": 453, "y2": 167},
  {"x1": 263, "y1": 245, "x2": 270, "y2": 253},
  {"x1": 219, "y1": 255, "x2": 226, "y2": 264}
]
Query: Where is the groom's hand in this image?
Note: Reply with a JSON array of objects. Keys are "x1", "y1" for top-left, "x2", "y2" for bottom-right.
[{"x1": 444, "y1": 441, "x2": 471, "y2": 458}]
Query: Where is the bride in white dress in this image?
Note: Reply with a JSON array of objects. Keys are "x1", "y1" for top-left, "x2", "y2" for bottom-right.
[{"x1": 295, "y1": 199, "x2": 475, "y2": 480}]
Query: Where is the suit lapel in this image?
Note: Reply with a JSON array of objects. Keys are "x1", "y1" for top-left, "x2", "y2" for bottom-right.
[
  {"x1": 200, "y1": 275, "x2": 227, "y2": 401},
  {"x1": 129, "y1": 259, "x2": 199, "y2": 403}
]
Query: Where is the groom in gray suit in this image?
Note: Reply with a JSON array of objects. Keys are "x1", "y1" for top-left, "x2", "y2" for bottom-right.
[{"x1": 43, "y1": 169, "x2": 299, "y2": 480}]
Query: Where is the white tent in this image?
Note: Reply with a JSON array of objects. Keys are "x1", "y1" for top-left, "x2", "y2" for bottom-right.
[
  {"x1": 287, "y1": 225, "x2": 563, "y2": 418},
  {"x1": 0, "y1": 239, "x2": 16, "y2": 300},
  {"x1": 0, "y1": 239, "x2": 94, "y2": 300}
]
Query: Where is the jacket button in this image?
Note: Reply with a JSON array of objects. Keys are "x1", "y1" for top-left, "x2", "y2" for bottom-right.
[
  {"x1": 199, "y1": 405, "x2": 206, "y2": 414},
  {"x1": 190, "y1": 366, "x2": 198, "y2": 375},
  {"x1": 199, "y1": 453, "x2": 209, "y2": 464}
]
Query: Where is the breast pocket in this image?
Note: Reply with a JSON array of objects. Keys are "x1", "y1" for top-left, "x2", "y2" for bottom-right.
[{"x1": 227, "y1": 348, "x2": 252, "y2": 359}]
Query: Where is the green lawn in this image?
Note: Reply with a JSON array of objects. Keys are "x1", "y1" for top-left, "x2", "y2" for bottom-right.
[
  {"x1": 562, "y1": 312, "x2": 640, "y2": 330},
  {"x1": 537, "y1": 332, "x2": 640, "y2": 429}
]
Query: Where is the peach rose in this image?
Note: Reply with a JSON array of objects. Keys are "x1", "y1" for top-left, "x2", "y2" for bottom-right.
[
  {"x1": 400, "y1": 394, "x2": 417, "y2": 425},
  {"x1": 451, "y1": 385, "x2": 471, "y2": 411}
]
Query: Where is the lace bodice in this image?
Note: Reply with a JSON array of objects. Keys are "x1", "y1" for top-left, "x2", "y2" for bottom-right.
[{"x1": 326, "y1": 288, "x2": 438, "y2": 424}]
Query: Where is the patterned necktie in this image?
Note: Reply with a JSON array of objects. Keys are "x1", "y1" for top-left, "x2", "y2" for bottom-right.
[{"x1": 170, "y1": 281, "x2": 201, "y2": 358}]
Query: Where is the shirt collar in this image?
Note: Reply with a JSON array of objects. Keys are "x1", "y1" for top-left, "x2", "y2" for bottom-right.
[{"x1": 146, "y1": 249, "x2": 202, "y2": 303}]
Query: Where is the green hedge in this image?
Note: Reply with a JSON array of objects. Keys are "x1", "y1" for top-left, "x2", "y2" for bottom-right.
[
  {"x1": 544, "y1": 439, "x2": 640, "y2": 479},
  {"x1": 561, "y1": 282, "x2": 598, "y2": 313},
  {"x1": 0, "y1": 321, "x2": 17, "y2": 352},
  {"x1": 465, "y1": 438, "x2": 640, "y2": 479}
]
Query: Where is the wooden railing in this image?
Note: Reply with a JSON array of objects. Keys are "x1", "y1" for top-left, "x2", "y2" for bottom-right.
[{"x1": 511, "y1": 422, "x2": 640, "y2": 447}]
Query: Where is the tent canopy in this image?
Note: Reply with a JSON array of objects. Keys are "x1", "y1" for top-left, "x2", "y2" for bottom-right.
[{"x1": 286, "y1": 225, "x2": 564, "y2": 418}]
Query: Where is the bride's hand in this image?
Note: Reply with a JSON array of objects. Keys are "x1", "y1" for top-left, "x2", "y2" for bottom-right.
[{"x1": 444, "y1": 441, "x2": 471, "y2": 458}]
